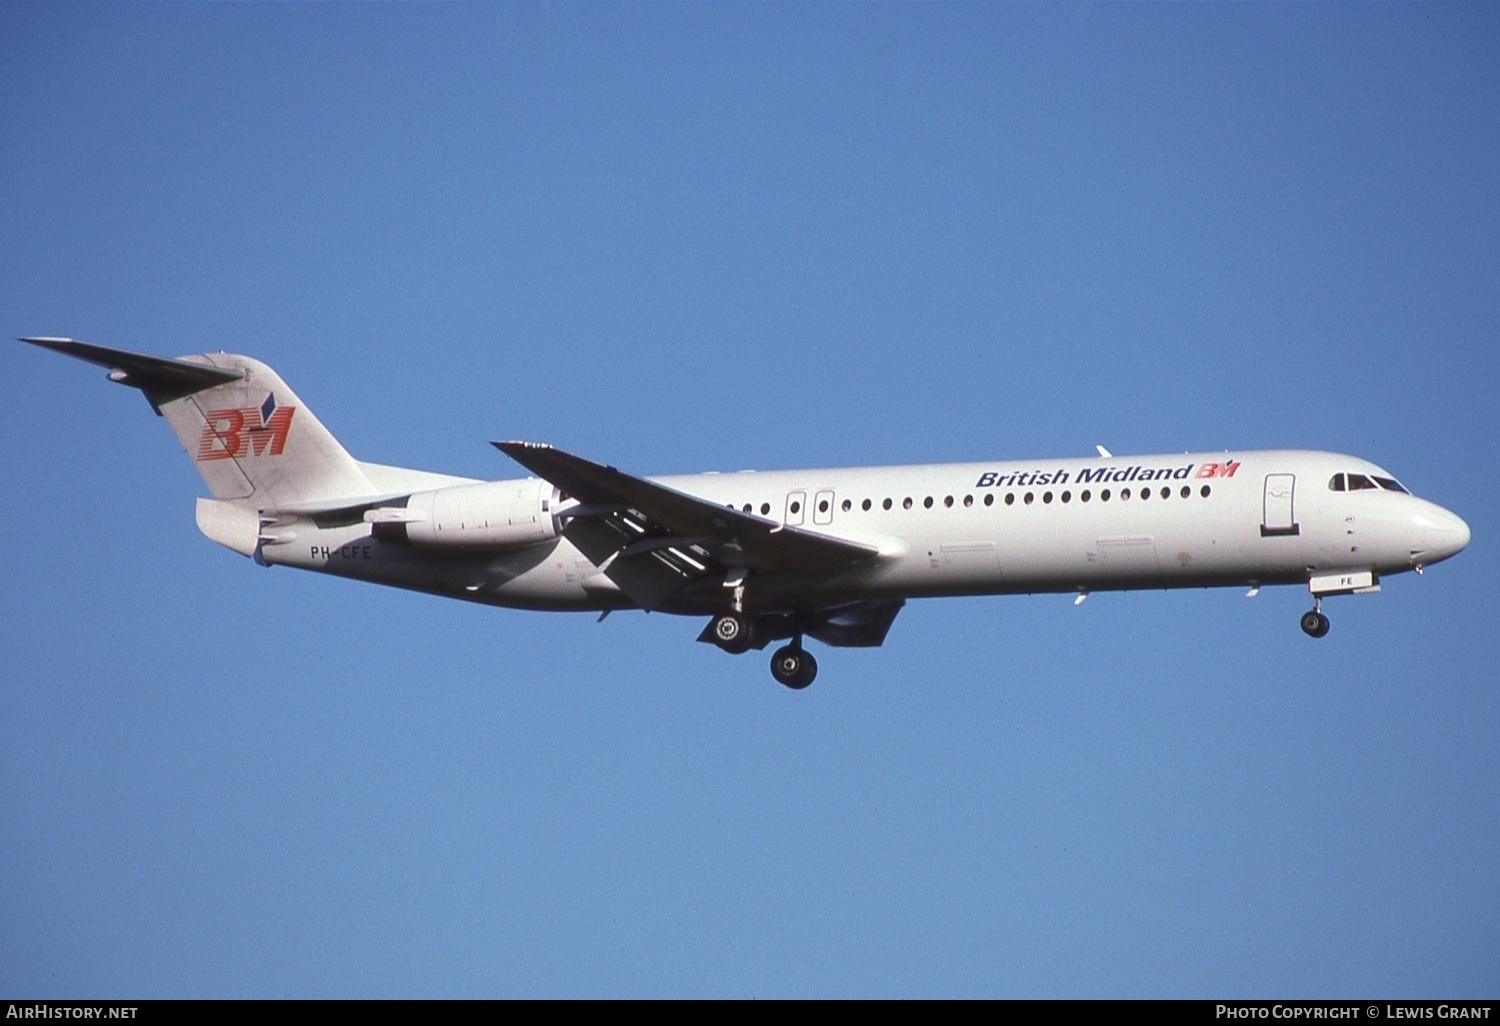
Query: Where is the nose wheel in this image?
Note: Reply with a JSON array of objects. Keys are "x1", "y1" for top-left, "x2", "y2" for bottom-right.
[
  {"x1": 1299, "y1": 607, "x2": 1330, "y2": 638},
  {"x1": 770, "y1": 643, "x2": 817, "y2": 689}
]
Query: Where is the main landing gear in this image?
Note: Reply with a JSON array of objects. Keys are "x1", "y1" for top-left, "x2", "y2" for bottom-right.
[
  {"x1": 708, "y1": 613, "x2": 819, "y2": 688},
  {"x1": 710, "y1": 612, "x2": 752, "y2": 654},
  {"x1": 770, "y1": 643, "x2": 817, "y2": 690},
  {"x1": 1299, "y1": 599, "x2": 1331, "y2": 639}
]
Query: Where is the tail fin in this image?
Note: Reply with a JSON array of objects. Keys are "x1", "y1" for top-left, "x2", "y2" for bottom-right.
[{"x1": 22, "y1": 338, "x2": 375, "y2": 507}]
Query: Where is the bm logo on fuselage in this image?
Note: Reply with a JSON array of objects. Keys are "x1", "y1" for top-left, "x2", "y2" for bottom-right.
[{"x1": 196, "y1": 393, "x2": 296, "y2": 461}]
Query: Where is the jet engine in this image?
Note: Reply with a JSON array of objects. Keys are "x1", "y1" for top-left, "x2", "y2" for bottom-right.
[{"x1": 367, "y1": 479, "x2": 557, "y2": 549}]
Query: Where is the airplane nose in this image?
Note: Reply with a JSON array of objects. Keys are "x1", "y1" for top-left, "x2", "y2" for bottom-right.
[{"x1": 1411, "y1": 505, "x2": 1470, "y2": 566}]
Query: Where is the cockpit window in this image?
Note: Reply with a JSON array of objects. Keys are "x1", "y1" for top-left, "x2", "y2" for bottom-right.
[{"x1": 1332, "y1": 471, "x2": 1409, "y2": 494}]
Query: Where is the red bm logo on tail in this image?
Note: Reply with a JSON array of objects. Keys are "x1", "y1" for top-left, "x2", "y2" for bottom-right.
[{"x1": 196, "y1": 393, "x2": 296, "y2": 461}]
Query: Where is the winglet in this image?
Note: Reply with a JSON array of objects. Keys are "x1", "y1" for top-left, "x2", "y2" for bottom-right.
[{"x1": 1096, "y1": 445, "x2": 1113, "y2": 458}]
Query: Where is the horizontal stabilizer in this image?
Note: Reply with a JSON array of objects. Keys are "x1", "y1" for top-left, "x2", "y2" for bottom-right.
[{"x1": 20, "y1": 337, "x2": 244, "y2": 404}]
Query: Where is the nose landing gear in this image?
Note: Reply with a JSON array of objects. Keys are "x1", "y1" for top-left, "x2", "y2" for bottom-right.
[{"x1": 1299, "y1": 600, "x2": 1331, "y2": 638}]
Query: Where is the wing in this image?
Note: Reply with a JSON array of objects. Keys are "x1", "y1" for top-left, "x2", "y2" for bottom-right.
[{"x1": 494, "y1": 441, "x2": 880, "y2": 610}]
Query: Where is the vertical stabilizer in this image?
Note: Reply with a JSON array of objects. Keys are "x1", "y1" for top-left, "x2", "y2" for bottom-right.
[
  {"x1": 21, "y1": 339, "x2": 376, "y2": 507},
  {"x1": 157, "y1": 352, "x2": 375, "y2": 505}
]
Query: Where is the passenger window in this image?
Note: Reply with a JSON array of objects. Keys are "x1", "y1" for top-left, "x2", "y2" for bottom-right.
[
  {"x1": 1121, "y1": 489, "x2": 1131, "y2": 500},
  {"x1": 1004, "y1": 493, "x2": 1014, "y2": 506},
  {"x1": 883, "y1": 498, "x2": 893, "y2": 510},
  {"x1": 984, "y1": 494, "x2": 995, "y2": 507},
  {"x1": 862, "y1": 498, "x2": 872, "y2": 511},
  {"x1": 923, "y1": 496, "x2": 934, "y2": 509},
  {"x1": 1180, "y1": 486, "x2": 1190, "y2": 499},
  {"x1": 1081, "y1": 490, "x2": 1091, "y2": 502},
  {"x1": 1161, "y1": 487, "x2": 1170, "y2": 500},
  {"x1": 1141, "y1": 488, "x2": 1150, "y2": 501},
  {"x1": 903, "y1": 497, "x2": 913, "y2": 510},
  {"x1": 1101, "y1": 490, "x2": 1111, "y2": 501},
  {"x1": 963, "y1": 495, "x2": 974, "y2": 508},
  {"x1": 841, "y1": 499, "x2": 852, "y2": 512},
  {"x1": 760, "y1": 502, "x2": 771, "y2": 515},
  {"x1": 1024, "y1": 492, "x2": 1034, "y2": 505},
  {"x1": 1200, "y1": 485, "x2": 1211, "y2": 498},
  {"x1": 1043, "y1": 491, "x2": 1053, "y2": 504},
  {"x1": 944, "y1": 495, "x2": 954, "y2": 508},
  {"x1": 1061, "y1": 491, "x2": 1071, "y2": 503}
]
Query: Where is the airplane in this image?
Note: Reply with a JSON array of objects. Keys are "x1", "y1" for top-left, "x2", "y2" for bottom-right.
[{"x1": 23, "y1": 337, "x2": 1471, "y2": 688}]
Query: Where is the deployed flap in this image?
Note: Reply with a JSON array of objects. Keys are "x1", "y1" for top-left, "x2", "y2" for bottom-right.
[{"x1": 494, "y1": 441, "x2": 879, "y2": 576}]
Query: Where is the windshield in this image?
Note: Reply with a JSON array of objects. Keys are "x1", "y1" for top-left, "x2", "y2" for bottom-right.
[{"x1": 1329, "y1": 472, "x2": 1409, "y2": 494}]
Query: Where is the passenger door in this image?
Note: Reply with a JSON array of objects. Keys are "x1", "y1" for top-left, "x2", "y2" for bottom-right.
[
  {"x1": 1261, "y1": 474, "x2": 1299, "y2": 536},
  {"x1": 813, "y1": 489, "x2": 835, "y2": 526}
]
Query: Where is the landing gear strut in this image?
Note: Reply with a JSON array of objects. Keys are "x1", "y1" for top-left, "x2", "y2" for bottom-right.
[
  {"x1": 1299, "y1": 599, "x2": 1330, "y2": 639},
  {"x1": 770, "y1": 641, "x2": 817, "y2": 689}
]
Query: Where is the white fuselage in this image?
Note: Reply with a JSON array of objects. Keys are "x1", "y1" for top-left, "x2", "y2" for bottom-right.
[
  {"x1": 27, "y1": 339, "x2": 1472, "y2": 685},
  {"x1": 261, "y1": 449, "x2": 1469, "y2": 616}
]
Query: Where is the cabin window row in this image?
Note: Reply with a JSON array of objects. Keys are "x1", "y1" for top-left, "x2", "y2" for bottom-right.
[{"x1": 732, "y1": 484, "x2": 1214, "y2": 517}]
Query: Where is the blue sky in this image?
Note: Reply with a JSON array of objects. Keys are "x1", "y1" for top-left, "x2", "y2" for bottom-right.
[{"x1": 3, "y1": 2, "x2": 1496, "y2": 998}]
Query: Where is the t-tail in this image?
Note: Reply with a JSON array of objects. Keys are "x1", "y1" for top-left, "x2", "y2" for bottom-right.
[{"x1": 20, "y1": 337, "x2": 391, "y2": 555}]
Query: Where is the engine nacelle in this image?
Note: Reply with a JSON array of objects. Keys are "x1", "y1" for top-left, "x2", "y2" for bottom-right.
[{"x1": 373, "y1": 479, "x2": 557, "y2": 549}]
